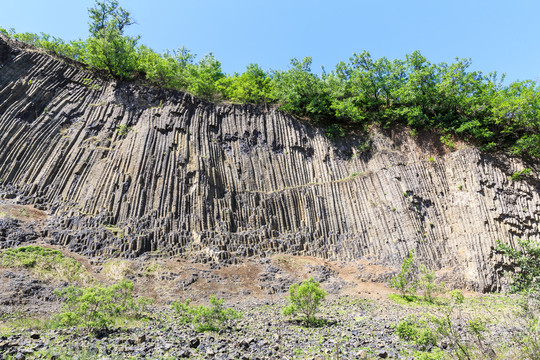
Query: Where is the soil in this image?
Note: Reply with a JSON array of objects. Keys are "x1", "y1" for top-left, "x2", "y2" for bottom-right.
[{"x1": 0, "y1": 202, "x2": 524, "y2": 359}]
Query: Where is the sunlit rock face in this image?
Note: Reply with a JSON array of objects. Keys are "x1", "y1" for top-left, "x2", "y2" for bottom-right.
[{"x1": 1, "y1": 35, "x2": 539, "y2": 291}]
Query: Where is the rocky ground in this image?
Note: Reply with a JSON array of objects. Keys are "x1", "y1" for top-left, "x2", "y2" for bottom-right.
[
  {"x1": 0, "y1": 202, "x2": 528, "y2": 359},
  {"x1": 0, "y1": 248, "x2": 524, "y2": 360}
]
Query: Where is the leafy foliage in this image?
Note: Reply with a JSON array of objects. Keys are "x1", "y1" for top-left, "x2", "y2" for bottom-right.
[
  {"x1": 3, "y1": 0, "x2": 540, "y2": 159},
  {"x1": 418, "y1": 265, "x2": 445, "y2": 303},
  {"x1": 389, "y1": 250, "x2": 417, "y2": 296},
  {"x1": 85, "y1": 0, "x2": 139, "y2": 78},
  {"x1": 171, "y1": 295, "x2": 241, "y2": 332},
  {"x1": 271, "y1": 57, "x2": 332, "y2": 121},
  {"x1": 116, "y1": 124, "x2": 131, "y2": 137},
  {"x1": 395, "y1": 292, "x2": 494, "y2": 360},
  {"x1": 185, "y1": 53, "x2": 225, "y2": 101},
  {"x1": 510, "y1": 168, "x2": 532, "y2": 181},
  {"x1": 325, "y1": 124, "x2": 346, "y2": 139},
  {"x1": 54, "y1": 280, "x2": 152, "y2": 334},
  {"x1": 283, "y1": 277, "x2": 327, "y2": 325},
  {"x1": 217, "y1": 63, "x2": 272, "y2": 104},
  {"x1": 496, "y1": 238, "x2": 540, "y2": 292},
  {"x1": 395, "y1": 315, "x2": 438, "y2": 350}
]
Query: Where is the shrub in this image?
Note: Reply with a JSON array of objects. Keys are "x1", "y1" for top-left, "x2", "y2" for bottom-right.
[
  {"x1": 325, "y1": 124, "x2": 346, "y2": 140},
  {"x1": 389, "y1": 250, "x2": 417, "y2": 296},
  {"x1": 171, "y1": 295, "x2": 241, "y2": 332},
  {"x1": 396, "y1": 306, "x2": 492, "y2": 358},
  {"x1": 271, "y1": 57, "x2": 333, "y2": 121},
  {"x1": 449, "y1": 290, "x2": 464, "y2": 305},
  {"x1": 510, "y1": 168, "x2": 532, "y2": 181},
  {"x1": 116, "y1": 124, "x2": 131, "y2": 137},
  {"x1": 496, "y1": 238, "x2": 540, "y2": 292},
  {"x1": 54, "y1": 280, "x2": 152, "y2": 334},
  {"x1": 395, "y1": 315, "x2": 438, "y2": 350},
  {"x1": 185, "y1": 53, "x2": 225, "y2": 101},
  {"x1": 171, "y1": 299, "x2": 193, "y2": 325},
  {"x1": 283, "y1": 277, "x2": 327, "y2": 325},
  {"x1": 217, "y1": 63, "x2": 272, "y2": 104},
  {"x1": 418, "y1": 265, "x2": 445, "y2": 303}
]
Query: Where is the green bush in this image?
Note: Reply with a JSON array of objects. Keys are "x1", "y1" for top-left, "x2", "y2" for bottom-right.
[
  {"x1": 418, "y1": 265, "x2": 445, "y2": 303},
  {"x1": 395, "y1": 315, "x2": 438, "y2": 350},
  {"x1": 283, "y1": 277, "x2": 327, "y2": 325},
  {"x1": 217, "y1": 63, "x2": 272, "y2": 104},
  {"x1": 496, "y1": 238, "x2": 540, "y2": 292},
  {"x1": 136, "y1": 46, "x2": 194, "y2": 90},
  {"x1": 271, "y1": 57, "x2": 333, "y2": 121},
  {"x1": 54, "y1": 280, "x2": 152, "y2": 334},
  {"x1": 510, "y1": 168, "x2": 532, "y2": 181},
  {"x1": 171, "y1": 295, "x2": 241, "y2": 332},
  {"x1": 185, "y1": 53, "x2": 225, "y2": 101},
  {"x1": 116, "y1": 124, "x2": 131, "y2": 137},
  {"x1": 449, "y1": 290, "x2": 464, "y2": 305},
  {"x1": 389, "y1": 250, "x2": 417, "y2": 296},
  {"x1": 325, "y1": 124, "x2": 346, "y2": 140}
]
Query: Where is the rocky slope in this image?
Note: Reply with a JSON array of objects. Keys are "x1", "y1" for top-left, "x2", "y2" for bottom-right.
[
  {"x1": 0, "y1": 34, "x2": 539, "y2": 291},
  {"x1": 0, "y1": 251, "x2": 522, "y2": 360}
]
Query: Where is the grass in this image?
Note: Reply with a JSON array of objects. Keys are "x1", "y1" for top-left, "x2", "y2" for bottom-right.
[
  {"x1": 0, "y1": 289, "x2": 531, "y2": 359},
  {"x1": 102, "y1": 259, "x2": 134, "y2": 281},
  {"x1": 0, "y1": 245, "x2": 87, "y2": 282},
  {"x1": 143, "y1": 261, "x2": 162, "y2": 277},
  {"x1": 103, "y1": 224, "x2": 125, "y2": 238},
  {"x1": 0, "y1": 312, "x2": 55, "y2": 336},
  {"x1": 388, "y1": 294, "x2": 447, "y2": 307},
  {"x1": 348, "y1": 171, "x2": 363, "y2": 179}
]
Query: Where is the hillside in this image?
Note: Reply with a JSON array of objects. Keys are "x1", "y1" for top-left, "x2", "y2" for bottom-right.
[{"x1": 1, "y1": 34, "x2": 539, "y2": 292}]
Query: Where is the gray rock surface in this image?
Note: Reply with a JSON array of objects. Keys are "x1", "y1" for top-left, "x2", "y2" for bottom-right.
[{"x1": 0, "y1": 35, "x2": 539, "y2": 291}]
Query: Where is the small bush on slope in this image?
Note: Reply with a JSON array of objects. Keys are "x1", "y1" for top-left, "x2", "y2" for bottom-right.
[
  {"x1": 171, "y1": 295, "x2": 241, "y2": 332},
  {"x1": 283, "y1": 277, "x2": 327, "y2": 325},
  {"x1": 54, "y1": 280, "x2": 152, "y2": 334}
]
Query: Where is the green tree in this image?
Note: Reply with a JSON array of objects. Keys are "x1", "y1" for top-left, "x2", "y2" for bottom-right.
[
  {"x1": 283, "y1": 277, "x2": 327, "y2": 325},
  {"x1": 137, "y1": 46, "x2": 195, "y2": 89},
  {"x1": 389, "y1": 250, "x2": 417, "y2": 296},
  {"x1": 54, "y1": 280, "x2": 152, "y2": 334},
  {"x1": 217, "y1": 63, "x2": 272, "y2": 104},
  {"x1": 88, "y1": 0, "x2": 134, "y2": 36},
  {"x1": 85, "y1": 0, "x2": 139, "y2": 78},
  {"x1": 271, "y1": 57, "x2": 332, "y2": 121},
  {"x1": 185, "y1": 53, "x2": 225, "y2": 101}
]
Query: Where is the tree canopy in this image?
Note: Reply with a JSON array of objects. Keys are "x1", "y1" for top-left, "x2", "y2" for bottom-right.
[{"x1": 1, "y1": 0, "x2": 539, "y2": 159}]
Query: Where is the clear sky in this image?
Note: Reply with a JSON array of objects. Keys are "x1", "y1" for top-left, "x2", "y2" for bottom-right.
[{"x1": 0, "y1": 0, "x2": 538, "y2": 83}]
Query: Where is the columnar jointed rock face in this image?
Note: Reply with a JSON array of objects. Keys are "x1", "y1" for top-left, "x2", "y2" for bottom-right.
[{"x1": 0, "y1": 36, "x2": 539, "y2": 291}]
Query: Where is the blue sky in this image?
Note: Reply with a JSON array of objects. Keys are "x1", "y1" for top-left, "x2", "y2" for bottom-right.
[{"x1": 1, "y1": 0, "x2": 538, "y2": 83}]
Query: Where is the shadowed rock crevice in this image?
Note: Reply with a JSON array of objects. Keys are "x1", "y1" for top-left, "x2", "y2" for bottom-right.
[{"x1": 0, "y1": 36, "x2": 539, "y2": 291}]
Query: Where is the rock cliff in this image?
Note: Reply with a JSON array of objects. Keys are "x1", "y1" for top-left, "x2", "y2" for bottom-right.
[{"x1": 1, "y1": 35, "x2": 539, "y2": 291}]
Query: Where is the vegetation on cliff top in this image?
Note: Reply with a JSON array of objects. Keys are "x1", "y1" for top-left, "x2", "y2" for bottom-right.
[{"x1": 1, "y1": 0, "x2": 539, "y2": 159}]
